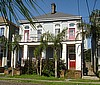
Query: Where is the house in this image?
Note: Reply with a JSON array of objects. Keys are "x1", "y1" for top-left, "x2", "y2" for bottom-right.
[
  {"x1": 18, "y1": 3, "x2": 82, "y2": 77},
  {"x1": 0, "y1": 17, "x2": 19, "y2": 70}
]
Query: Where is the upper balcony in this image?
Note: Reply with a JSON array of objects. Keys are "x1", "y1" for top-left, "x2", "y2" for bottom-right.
[{"x1": 19, "y1": 32, "x2": 81, "y2": 43}]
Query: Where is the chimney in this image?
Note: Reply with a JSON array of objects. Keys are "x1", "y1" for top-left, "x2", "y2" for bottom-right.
[{"x1": 51, "y1": 3, "x2": 56, "y2": 14}]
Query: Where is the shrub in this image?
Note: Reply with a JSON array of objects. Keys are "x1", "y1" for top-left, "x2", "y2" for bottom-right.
[
  {"x1": 22, "y1": 60, "x2": 36, "y2": 74},
  {"x1": 97, "y1": 71, "x2": 100, "y2": 78},
  {"x1": 42, "y1": 59, "x2": 66, "y2": 77}
]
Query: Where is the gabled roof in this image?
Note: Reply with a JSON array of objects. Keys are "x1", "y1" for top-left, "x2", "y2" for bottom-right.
[
  {"x1": 19, "y1": 12, "x2": 81, "y2": 24},
  {"x1": 36, "y1": 12, "x2": 80, "y2": 19}
]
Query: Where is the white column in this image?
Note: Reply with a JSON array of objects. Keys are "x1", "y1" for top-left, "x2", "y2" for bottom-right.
[
  {"x1": 11, "y1": 51, "x2": 13, "y2": 67},
  {"x1": 14, "y1": 50, "x2": 16, "y2": 68},
  {"x1": 62, "y1": 44, "x2": 66, "y2": 63},
  {"x1": 0, "y1": 48, "x2": 5, "y2": 67},
  {"x1": 2, "y1": 50, "x2": 7, "y2": 67},
  {"x1": 98, "y1": 57, "x2": 100, "y2": 71},
  {"x1": 42, "y1": 49, "x2": 46, "y2": 59},
  {"x1": 5, "y1": 47, "x2": 8, "y2": 66},
  {"x1": 76, "y1": 43, "x2": 81, "y2": 70},
  {"x1": 24, "y1": 45, "x2": 28, "y2": 60}
]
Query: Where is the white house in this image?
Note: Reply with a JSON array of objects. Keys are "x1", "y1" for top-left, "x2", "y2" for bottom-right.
[
  {"x1": 18, "y1": 3, "x2": 82, "y2": 77},
  {"x1": 0, "y1": 17, "x2": 19, "y2": 68}
]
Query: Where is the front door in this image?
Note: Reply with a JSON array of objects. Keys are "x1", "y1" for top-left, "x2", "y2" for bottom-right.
[
  {"x1": 69, "y1": 54, "x2": 76, "y2": 69},
  {"x1": 68, "y1": 44, "x2": 76, "y2": 70}
]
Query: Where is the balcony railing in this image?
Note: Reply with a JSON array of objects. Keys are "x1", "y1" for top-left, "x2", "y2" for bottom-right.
[{"x1": 20, "y1": 33, "x2": 81, "y2": 42}]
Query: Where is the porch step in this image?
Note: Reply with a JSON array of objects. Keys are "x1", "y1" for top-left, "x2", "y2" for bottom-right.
[{"x1": 82, "y1": 76, "x2": 99, "y2": 80}]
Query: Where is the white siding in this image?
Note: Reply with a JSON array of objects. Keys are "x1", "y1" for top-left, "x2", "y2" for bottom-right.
[{"x1": 44, "y1": 23, "x2": 53, "y2": 33}]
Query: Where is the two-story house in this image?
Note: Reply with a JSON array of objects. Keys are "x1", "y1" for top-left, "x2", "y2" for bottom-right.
[
  {"x1": 18, "y1": 3, "x2": 82, "y2": 77},
  {"x1": 0, "y1": 17, "x2": 19, "y2": 69}
]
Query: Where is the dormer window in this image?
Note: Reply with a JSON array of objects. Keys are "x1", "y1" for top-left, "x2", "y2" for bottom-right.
[{"x1": 0, "y1": 27, "x2": 4, "y2": 36}]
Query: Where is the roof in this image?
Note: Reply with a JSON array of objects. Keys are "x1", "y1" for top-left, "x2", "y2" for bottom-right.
[
  {"x1": 0, "y1": 17, "x2": 19, "y2": 28},
  {"x1": 19, "y1": 12, "x2": 82, "y2": 24},
  {"x1": 36, "y1": 12, "x2": 80, "y2": 19},
  {"x1": 0, "y1": 17, "x2": 7, "y2": 23}
]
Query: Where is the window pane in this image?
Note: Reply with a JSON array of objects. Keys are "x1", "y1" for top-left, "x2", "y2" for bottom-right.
[
  {"x1": 0, "y1": 27, "x2": 4, "y2": 36},
  {"x1": 25, "y1": 26, "x2": 29, "y2": 29},
  {"x1": 55, "y1": 28, "x2": 60, "y2": 35},
  {"x1": 69, "y1": 28, "x2": 75, "y2": 39},
  {"x1": 37, "y1": 29, "x2": 42, "y2": 41}
]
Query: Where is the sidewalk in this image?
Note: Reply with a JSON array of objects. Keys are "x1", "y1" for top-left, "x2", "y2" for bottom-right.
[{"x1": 82, "y1": 75, "x2": 99, "y2": 80}]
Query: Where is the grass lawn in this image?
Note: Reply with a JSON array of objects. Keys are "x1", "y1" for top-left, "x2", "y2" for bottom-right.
[
  {"x1": 0, "y1": 74, "x2": 100, "y2": 85},
  {"x1": 8, "y1": 74, "x2": 65, "y2": 81}
]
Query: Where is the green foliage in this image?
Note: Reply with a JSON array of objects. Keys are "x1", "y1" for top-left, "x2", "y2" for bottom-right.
[
  {"x1": 0, "y1": 0, "x2": 44, "y2": 25},
  {"x1": 22, "y1": 60, "x2": 36, "y2": 74},
  {"x1": 42, "y1": 59, "x2": 66, "y2": 77},
  {"x1": 84, "y1": 49, "x2": 91, "y2": 62},
  {"x1": 97, "y1": 71, "x2": 100, "y2": 78}
]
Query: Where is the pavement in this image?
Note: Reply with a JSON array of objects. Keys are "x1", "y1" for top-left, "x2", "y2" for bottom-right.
[
  {"x1": 82, "y1": 75, "x2": 99, "y2": 80},
  {"x1": 0, "y1": 80, "x2": 41, "y2": 85}
]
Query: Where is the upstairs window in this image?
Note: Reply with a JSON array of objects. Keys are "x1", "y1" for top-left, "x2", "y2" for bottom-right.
[
  {"x1": 0, "y1": 27, "x2": 4, "y2": 36},
  {"x1": 25, "y1": 26, "x2": 29, "y2": 29},
  {"x1": 55, "y1": 24, "x2": 60, "y2": 35},
  {"x1": 37, "y1": 29, "x2": 42, "y2": 41},
  {"x1": 55, "y1": 28, "x2": 60, "y2": 35},
  {"x1": 69, "y1": 23, "x2": 75, "y2": 27},
  {"x1": 69, "y1": 28, "x2": 75, "y2": 40}
]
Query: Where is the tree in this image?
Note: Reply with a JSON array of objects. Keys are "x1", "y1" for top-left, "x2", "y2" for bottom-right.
[
  {"x1": 90, "y1": 9, "x2": 100, "y2": 72},
  {"x1": 34, "y1": 47, "x2": 40, "y2": 75},
  {"x1": 90, "y1": 10, "x2": 100, "y2": 44},
  {"x1": 45, "y1": 29, "x2": 67, "y2": 78},
  {"x1": 39, "y1": 33, "x2": 48, "y2": 76},
  {"x1": 0, "y1": 0, "x2": 43, "y2": 25},
  {"x1": 10, "y1": 34, "x2": 21, "y2": 76}
]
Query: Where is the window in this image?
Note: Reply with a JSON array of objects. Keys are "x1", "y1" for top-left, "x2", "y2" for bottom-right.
[
  {"x1": 69, "y1": 28, "x2": 75, "y2": 40},
  {"x1": 25, "y1": 26, "x2": 29, "y2": 29},
  {"x1": 0, "y1": 27, "x2": 4, "y2": 36},
  {"x1": 55, "y1": 24, "x2": 60, "y2": 35},
  {"x1": 37, "y1": 29, "x2": 42, "y2": 41},
  {"x1": 55, "y1": 28, "x2": 60, "y2": 35},
  {"x1": 69, "y1": 23, "x2": 75, "y2": 27},
  {"x1": 24, "y1": 30, "x2": 29, "y2": 42}
]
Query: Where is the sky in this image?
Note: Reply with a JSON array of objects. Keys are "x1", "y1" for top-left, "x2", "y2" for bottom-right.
[
  {"x1": 33, "y1": 0, "x2": 100, "y2": 23},
  {"x1": 33, "y1": 0, "x2": 100, "y2": 49}
]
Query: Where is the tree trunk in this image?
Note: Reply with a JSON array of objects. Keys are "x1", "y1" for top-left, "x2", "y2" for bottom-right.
[
  {"x1": 40, "y1": 57, "x2": 42, "y2": 76},
  {"x1": 36, "y1": 59, "x2": 39, "y2": 75},
  {"x1": 12, "y1": 51, "x2": 14, "y2": 76},
  {"x1": 54, "y1": 50, "x2": 57, "y2": 78},
  {"x1": 55, "y1": 58, "x2": 57, "y2": 78}
]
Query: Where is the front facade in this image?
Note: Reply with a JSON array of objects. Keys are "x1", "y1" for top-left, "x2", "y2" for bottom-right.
[
  {"x1": 18, "y1": 3, "x2": 82, "y2": 76},
  {"x1": 0, "y1": 17, "x2": 19, "y2": 68}
]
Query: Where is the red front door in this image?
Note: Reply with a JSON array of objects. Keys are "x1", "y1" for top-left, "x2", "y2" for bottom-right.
[
  {"x1": 68, "y1": 44, "x2": 76, "y2": 70},
  {"x1": 69, "y1": 54, "x2": 76, "y2": 69}
]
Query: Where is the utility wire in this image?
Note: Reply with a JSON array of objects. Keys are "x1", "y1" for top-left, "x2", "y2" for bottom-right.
[
  {"x1": 93, "y1": 0, "x2": 97, "y2": 11},
  {"x1": 77, "y1": 0, "x2": 80, "y2": 16},
  {"x1": 85, "y1": 0, "x2": 90, "y2": 17}
]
